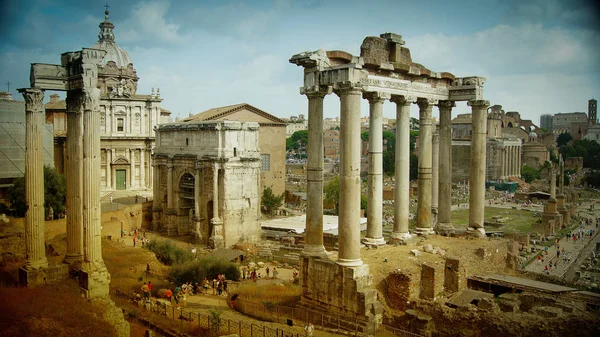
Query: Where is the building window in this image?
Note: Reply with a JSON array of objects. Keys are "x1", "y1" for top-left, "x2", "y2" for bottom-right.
[
  {"x1": 260, "y1": 154, "x2": 270, "y2": 172},
  {"x1": 117, "y1": 118, "x2": 124, "y2": 132}
]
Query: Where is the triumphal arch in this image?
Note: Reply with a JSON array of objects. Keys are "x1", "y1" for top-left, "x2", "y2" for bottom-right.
[
  {"x1": 290, "y1": 33, "x2": 488, "y2": 325},
  {"x1": 152, "y1": 121, "x2": 262, "y2": 248}
]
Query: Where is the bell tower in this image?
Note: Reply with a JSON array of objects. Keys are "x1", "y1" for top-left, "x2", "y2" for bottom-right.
[{"x1": 589, "y1": 99, "x2": 597, "y2": 125}]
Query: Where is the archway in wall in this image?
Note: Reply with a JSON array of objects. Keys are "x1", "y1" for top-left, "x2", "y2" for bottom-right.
[
  {"x1": 207, "y1": 200, "x2": 214, "y2": 240},
  {"x1": 178, "y1": 173, "x2": 195, "y2": 233}
]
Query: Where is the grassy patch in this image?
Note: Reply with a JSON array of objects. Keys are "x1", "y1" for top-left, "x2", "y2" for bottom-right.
[
  {"x1": 170, "y1": 257, "x2": 241, "y2": 283},
  {"x1": 145, "y1": 238, "x2": 194, "y2": 265},
  {"x1": 451, "y1": 207, "x2": 540, "y2": 233}
]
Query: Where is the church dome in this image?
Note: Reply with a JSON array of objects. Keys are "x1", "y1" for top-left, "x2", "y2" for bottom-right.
[{"x1": 91, "y1": 9, "x2": 134, "y2": 69}]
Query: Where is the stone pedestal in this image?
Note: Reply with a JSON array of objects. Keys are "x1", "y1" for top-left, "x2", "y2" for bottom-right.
[
  {"x1": 209, "y1": 218, "x2": 225, "y2": 249},
  {"x1": 467, "y1": 100, "x2": 490, "y2": 237},
  {"x1": 79, "y1": 263, "x2": 111, "y2": 299},
  {"x1": 557, "y1": 195, "x2": 570, "y2": 227},
  {"x1": 19, "y1": 264, "x2": 69, "y2": 287}
]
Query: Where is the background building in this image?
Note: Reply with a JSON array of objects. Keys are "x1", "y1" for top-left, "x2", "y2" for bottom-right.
[
  {"x1": 0, "y1": 92, "x2": 54, "y2": 199},
  {"x1": 43, "y1": 10, "x2": 170, "y2": 197}
]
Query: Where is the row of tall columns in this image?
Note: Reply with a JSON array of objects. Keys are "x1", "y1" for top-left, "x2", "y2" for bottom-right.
[
  {"x1": 502, "y1": 145, "x2": 522, "y2": 178},
  {"x1": 19, "y1": 88, "x2": 48, "y2": 270},
  {"x1": 436, "y1": 101, "x2": 455, "y2": 233},
  {"x1": 468, "y1": 100, "x2": 491, "y2": 237}
]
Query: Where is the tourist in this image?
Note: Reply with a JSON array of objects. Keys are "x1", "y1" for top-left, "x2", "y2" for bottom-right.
[
  {"x1": 147, "y1": 281, "x2": 152, "y2": 298},
  {"x1": 230, "y1": 293, "x2": 238, "y2": 308},
  {"x1": 273, "y1": 268, "x2": 279, "y2": 279},
  {"x1": 203, "y1": 278, "x2": 209, "y2": 294},
  {"x1": 165, "y1": 288, "x2": 173, "y2": 303},
  {"x1": 242, "y1": 267, "x2": 246, "y2": 280},
  {"x1": 266, "y1": 267, "x2": 270, "y2": 279},
  {"x1": 133, "y1": 236, "x2": 137, "y2": 247},
  {"x1": 217, "y1": 280, "x2": 223, "y2": 296},
  {"x1": 304, "y1": 322, "x2": 314, "y2": 337},
  {"x1": 141, "y1": 282, "x2": 150, "y2": 300},
  {"x1": 212, "y1": 278, "x2": 217, "y2": 294}
]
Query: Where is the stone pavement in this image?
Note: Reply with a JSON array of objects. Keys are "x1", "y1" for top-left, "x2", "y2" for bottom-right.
[{"x1": 525, "y1": 202, "x2": 599, "y2": 277}]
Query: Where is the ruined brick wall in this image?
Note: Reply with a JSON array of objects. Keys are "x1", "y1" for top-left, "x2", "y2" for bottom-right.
[
  {"x1": 420, "y1": 263, "x2": 444, "y2": 300},
  {"x1": 444, "y1": 258, "x2": 467, "y2": 294},
  {"x1": 386, "y1": 270, "x2": 419, "y2": 310}
]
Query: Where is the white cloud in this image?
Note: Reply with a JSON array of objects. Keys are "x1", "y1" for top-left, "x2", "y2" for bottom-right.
[{"x1": 118, "y1": 0, "x2": 185, "y2": 44}]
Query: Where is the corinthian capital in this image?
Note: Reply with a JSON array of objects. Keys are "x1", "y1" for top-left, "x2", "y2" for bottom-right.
[
  {"x1": 417, "y1": 97, "x2": 437, "y2": 110},
  {"x1": 18, "y1": 88, "x2": 44, "y2": 113},
  {"x1": 437, "y1": 100, "x2": 456, "y2": 109},
  {"x1": 389, "y1": 95, "x2": 415, "y2": 106},
  {"x1": 333, "y1": 81, "x2": 363, "y2": 96},
  {"x1": 66, "y1": 91, "x2": 85, "y2": 114},
  {"x1": 363, "y1": 91, "x2": 391, "y2": 103},
  {"x1": 467, "y1": 100, "x2": 490, "y2": 108},
  {"x1": 302, "y1": 85, "x2": 332, "y2": 99}
]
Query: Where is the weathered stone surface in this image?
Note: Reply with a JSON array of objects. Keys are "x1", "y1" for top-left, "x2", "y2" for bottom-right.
[
  {"x1": 411, "y1": 249, "x2": 421, "y2": 257},
  {"x1": 531, "y1": 306, "x2": 562, "y2": 318},
  {"x1": 423, "y1": 244, "x2": 434, "y2": 253}
]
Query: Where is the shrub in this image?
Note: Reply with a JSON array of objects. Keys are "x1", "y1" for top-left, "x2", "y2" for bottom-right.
[
  {"x1": 145, "y1": 239, "x2": 194, "y2": 265},
  {"x1": 169, "y1": 257, "x2": 241, "y2": 284}
]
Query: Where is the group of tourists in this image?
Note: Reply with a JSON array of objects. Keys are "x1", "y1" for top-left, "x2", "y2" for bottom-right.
[
  {"x1": 131, "y1": 229, "x2": 150, "y2": 247},
  {"x1": 241, "y1": 266, "x2": 279, "y2": 282}
]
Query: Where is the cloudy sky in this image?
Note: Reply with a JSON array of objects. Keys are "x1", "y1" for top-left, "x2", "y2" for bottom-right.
[{"x1": 1, "y1": 0, "x2": 599, "y2": 124}]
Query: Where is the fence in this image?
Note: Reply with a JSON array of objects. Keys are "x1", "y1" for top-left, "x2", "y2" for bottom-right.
[
  {"x1": 114, "y1": 289, "x2": 303, "y2": 337},
  {"x1": 234, "y1": 298, "x2": 423, "y2": 337}
]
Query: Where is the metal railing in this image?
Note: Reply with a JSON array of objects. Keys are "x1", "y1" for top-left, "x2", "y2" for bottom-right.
[
  {"x1": 234, "y1": 298, "x2": 423, "y2": 337},
  {"x1": 113, "y1": 289, "x2": 304, "y2": 337}
]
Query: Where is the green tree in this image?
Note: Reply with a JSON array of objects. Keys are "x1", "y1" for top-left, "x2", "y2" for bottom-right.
[
  {"x1": 324, "y1": 176, "x2": 340, "y2": 214},
  {"x1": 6, "y1": 166, "x2": 66, "y2": 218},
  {"x1": 361, "y1": 194, "x2": 368, "y2": 217},
  {"x1": 286, "y1": 130, "x2": 309, "y2": 151},
  {"x1": 261, "y1": 186, "x2": 284, "y2": 218},
  {"x1": 556, "y1": 132, "x2": 573, "y2": 147},
  {"x1": 410, "y1": 153, "x2": 419, "y2": 180},
  {"x1": 521, "y1": 165, "x2": 541, "y2": 183},
  {"x1": 362, "y1": 131, "x2": 397, "y2": 175}
]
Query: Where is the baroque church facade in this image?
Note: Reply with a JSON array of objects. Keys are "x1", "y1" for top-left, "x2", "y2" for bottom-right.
[{"x1": 45, "y1": 10, "x2": 170, "y2": 195}]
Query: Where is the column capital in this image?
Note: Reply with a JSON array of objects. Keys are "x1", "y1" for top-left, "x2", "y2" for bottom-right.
[
  {"x1": 437, "y1": 100, "x2": 456, "y2": 109},
  {"x1": 363, "y1": 91, "x2": 391, "y2": 103},
  {"x1": 333, "y1": 81, "x2": 363, "y2": 96},
  {"x1": 467, "y1": 100, "x2": 490, "y2": 108},
  {"x1": 302, "y1": 85, "x2": 332, "y2": 98},
  {"x1": 18, "y1": 88, "x2": 44, "y2": 113},
  {"x1": 417, "y1": 97, "x2": 437, "y2": 109},
  {"x1": 389, "y1": 95, "x2": 415, "y2": 106},
  {"x1": 83, "y1": 87, "x2": 100, "y2": 111}
]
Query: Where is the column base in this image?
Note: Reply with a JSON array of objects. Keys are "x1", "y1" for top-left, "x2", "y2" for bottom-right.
[
  {"x1": 361, "y1": 237, "x2": 386, "y2": 246},
  {"x1": 302, "y1": 244, "x2": 329, "y2": 258},
  {"x1": 19, "y1": 263, "x2": 68, "y2": 287},
  {"x1": 466, "y1": 227, "x2": 486, "y2": 238},
  {"x1": 24, "y1": 258, "x2": 48, "y2": 271},
  {"x1": 79, "y1": 262, "x2": 111, "y2": 299},
  {"x1": 336, "y1": 257, "x2": 363, "y2": 267},
  {"x1": 414, "y1": 227, "x2": 435, "y2": 236},
  {"x1": 435, "y1": 223, "x2": 455, "y2": 236},
  {"x1": 64, "y1": 254, "x2": 83, "y2": 265},
  {"x1": 389, "y1": 231, "x2": 412, "y2": 242}
]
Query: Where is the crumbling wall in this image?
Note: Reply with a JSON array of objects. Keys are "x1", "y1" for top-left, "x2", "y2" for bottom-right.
[
  {"x1": 420, "y1": 263, "x2": 444, "y2": 300},
  {"x1": 444, "y1": 257, "x2": 467, "y2": 294},
  {"x1": 386, "y1": 270, "x2": 420, "y2": 310}
]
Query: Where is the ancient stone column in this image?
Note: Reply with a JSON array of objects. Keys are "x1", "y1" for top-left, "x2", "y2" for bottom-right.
[
  {"x1": 64, "y1": 91, "x2": 84, "y2": 264},
  {"x1": 210, "y1": 163, "x2": 224, "y2": 248},
  {"x1": 106, "y1": 150, "x2": 112, "y2": 189},
  {"x1": 193, "y1": 164, "x2": 203, "y2": 241},
  {"x1": 335, "y1": 83, "x2": 363, "y2": 266},
  {"x1": 559, "y1": 156, "x2": 565, "y2": 195},
  {"x1": 501, "y1": 147, "x2": 506, "y2": 179},
  {"x1": 151, "y1": 159, "x2": 162, "y2": 231},
  {"x1": 303, "y1": 87, "x2": 330, "y2": 257},
  {"x1": 130, "y1": 149, "x2": 135, "y2": 188},
  {"x1": 432, "y1": 124, "x2": 439, "y2": 216},
  {"x1": 468, "y1": 100, "x2": 490, "y2": 237},
  {"x1": 416, "y1": 98, "x2": 435, "y2": 235},
  {"x1": 363, "y1": 91, "x2": 390, "y2": 246},
  {"x1": 390, "y1": 96, "x2": 412, "y2": 240},
  {"x1": 140, "y1": 149, "x2": 145, "y2": 188},
  {"x1": 82, "y1": 83, "x2": 103, "y2": 265},
  {"x1": 436, "y1": 100, "x2": 455, "y2": 234},
  {"x1": 19, "y1": 88, "x2": 48, "y2": 270},
  {"x1": 550, "y1": 168, "x2": 556, "y2": 199},
  {"x1": 517, "y1": 145, "x2": 522, "y2": 177}
]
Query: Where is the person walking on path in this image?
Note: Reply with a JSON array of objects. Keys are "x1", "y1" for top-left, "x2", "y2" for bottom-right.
[
  {"x1": 272, "y1": 267, "x2": 279, "y2": 279},
  {"x1": 304, "y1": 322, "x2": 314, "y2": 337},
  {"x1": 141, "y1": 282, "x2": 150, "y2": 300},
  {"x1": 266, "y1": 267, "x2": 270, "y2": 279},
  {"x1": 147, "y1": 281, "x2": 152, "y2": 298}
]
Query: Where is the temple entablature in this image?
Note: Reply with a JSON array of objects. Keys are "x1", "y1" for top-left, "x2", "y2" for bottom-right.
[{"x1": 290, "y1": 32, "x2": 486, "y2": 102}]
